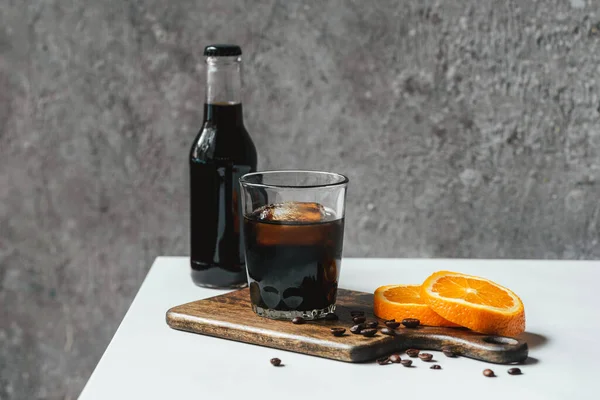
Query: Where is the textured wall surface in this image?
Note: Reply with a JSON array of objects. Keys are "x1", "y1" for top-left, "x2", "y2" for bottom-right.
[{"x1": 1, "y1": 0, "x2": 599, "y2": 398}]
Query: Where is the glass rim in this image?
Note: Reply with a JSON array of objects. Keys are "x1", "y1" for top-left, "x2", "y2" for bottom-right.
[{"x1": 239, "y1": 170, "x2": 349, "y2": 189}]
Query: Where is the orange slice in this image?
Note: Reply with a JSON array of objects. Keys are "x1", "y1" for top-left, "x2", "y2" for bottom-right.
[
  {"x1": 420, "y1": 271, "x2": 525, "y2": 336},
  {"x1": 374, "y1": 284, "x2": 459, "y2": 327}
]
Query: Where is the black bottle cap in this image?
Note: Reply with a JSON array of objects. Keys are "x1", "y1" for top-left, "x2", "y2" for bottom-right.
[{"x1": 203, "y1": 44, "x2": 242, "y2": 57}]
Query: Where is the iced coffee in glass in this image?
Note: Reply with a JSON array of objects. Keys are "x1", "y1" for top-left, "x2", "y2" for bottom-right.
[{"x1": 239, "y1": 171, "x2": 348, "y2": 320}]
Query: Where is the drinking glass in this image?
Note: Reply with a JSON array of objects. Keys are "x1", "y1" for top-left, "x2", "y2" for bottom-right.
[{"x1": 239, "y1": 170, "x2": 348, "y2": 320}]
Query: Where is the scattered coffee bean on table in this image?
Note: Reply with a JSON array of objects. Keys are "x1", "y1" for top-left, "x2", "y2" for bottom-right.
[
  {"x1": 400, "y1": 359, "x2": 413, "y2": 367},
  {"x1": 380, "y1": 327, "x2": 395, "y2": 336},
  {"x1": 389, "y1": 354, "x2": 402, "y2": 363},
  {"x1": 402, "y1": 318, "x2": 420, "y2": 328},
  {"x1": 291, "y1": 317, "x2": 305, "y2": 325},
  {"x1": 270, "y1": 358, "x2": 282, "y2": 367},
  {"x1": 352, "y1": 316, "x2": 366, "y2": 324},
  {"x1": 377, "y1": 357, "x2": 390, "y2": 365},
  {"x1": 324, "y1": 313, "x2": 339, "y2": 321},
  {"x1": 350, "y1": 324, "x2": 365, "y2": 334},
  {"x1": 361, "y1": 328, "x2": 378, "y2": 337},
  {"x1": 483, "y1": 369, "x2": 495, "y2": 377},
  {"x1": 365, "y1": 321, "x2": 379, "y2": 329},
  {"x1": 406, "y1": 348, "x2": 420, "y2": 357},
  {"x1": 330, "y1": 328, "x2": 346, "y2": 337},
  {"x1": 385, "y1": 320, "x2": 400, "y2": 329},
  {"x1": 507, "y1": 368, "x2": 522, "y2": 375},
  {"x1": 350, "y1": 311, "x2": 365, "y2": 317},
  {"x1": 418, "y1": 353, "x2": 433, "y2": 362},
  {"x1": 430, "y1": 364, "x2": 441, "y2": 370}
]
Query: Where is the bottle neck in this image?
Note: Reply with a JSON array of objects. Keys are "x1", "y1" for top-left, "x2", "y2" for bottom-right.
[
  {"x1": 203, "y1": 103, "x2": 244, "y2": 127},
  {"x1": 205, "y1": 56, "x2": 242, "y2": 106}
]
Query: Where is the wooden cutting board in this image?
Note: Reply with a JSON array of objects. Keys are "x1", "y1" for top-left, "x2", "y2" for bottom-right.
[{"x1": 166, "y1": 288, "x2": 528, "y2": 364}]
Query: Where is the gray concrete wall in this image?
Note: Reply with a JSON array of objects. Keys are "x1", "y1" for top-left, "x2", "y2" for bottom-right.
[{"x1": 1, "y1": 0, "x2": 599, "y2": 398}]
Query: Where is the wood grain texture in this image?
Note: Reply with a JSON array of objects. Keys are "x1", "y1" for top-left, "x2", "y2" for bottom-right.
[{"x1": 166, "y1": 288, "x2": 528, "y2": 363}]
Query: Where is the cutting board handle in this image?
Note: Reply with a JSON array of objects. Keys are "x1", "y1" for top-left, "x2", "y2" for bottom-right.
[{"x1": 395, "y1": 326, "x2": 528, "y2": 364}]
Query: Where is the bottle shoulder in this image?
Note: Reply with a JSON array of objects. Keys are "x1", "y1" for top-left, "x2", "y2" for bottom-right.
[{"x1": 190, "y1": 124, "x2": 257, "y2": 165}]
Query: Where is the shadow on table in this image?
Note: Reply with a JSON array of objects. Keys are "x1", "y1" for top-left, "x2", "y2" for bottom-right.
[
  {"x1": 515, "y1": 332, "x2": 547, "y2": 365},
  {"x1": 519, "y1": 332, "x2": 548, "y2": 349},
  {"x1": 521, "y1": 356, "x2": 539, "y2": 365}
]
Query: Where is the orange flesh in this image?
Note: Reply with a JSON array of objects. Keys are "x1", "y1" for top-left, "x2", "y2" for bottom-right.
[
  {"x1": 374, "y1": 284, "x2": 460, "y2": 327},
  {"x1": 431, "y1": 276, "x2": 515, "y2": 308},
  {"x1": 383, "y1": 286, "x2": 424, "y2": 304}
]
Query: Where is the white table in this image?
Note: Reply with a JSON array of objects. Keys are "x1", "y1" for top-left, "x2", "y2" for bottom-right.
[{"x1": 79, "y1": 257, "x2": 600, "y2": 400}]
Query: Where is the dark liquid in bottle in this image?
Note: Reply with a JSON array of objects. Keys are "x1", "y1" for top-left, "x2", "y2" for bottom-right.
[
  {"x1": 244, "y1": 204, "x2": 344, "y2": 311},
  {"x1": 190, "y1": 103, "x2": 257, "y2": 288}
]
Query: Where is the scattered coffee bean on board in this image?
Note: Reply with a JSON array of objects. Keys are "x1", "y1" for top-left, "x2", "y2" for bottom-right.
[
  {"x1": 430, "y1": 364, "x2": 441, "y2": 370},
  {"x1": 442, "y1": 349, "x2": 457, "y2": 358},
  {"x1": 400, "y1": 359, "x2": 413, "y2": 367},
  {"x1": 377, "y1": 357, "x2": 390, "y2": 365},
  {"x1": 483, "y1": 369, "x2": 495, "y2": 377},
  {"x1": 389, "y1": 354, "x2": 402, "y2": 363},
  {"x1": 350, "y1": 324, "x2": 365, "y2": 334},
  {"x1": 330, "y1": 328, "x2": 346, "y2": 337},
  {"x1": 406, "y1": 348, "x2": 420, "y2": 357},
  {"x1": 402, "y1": 318, "x2": 420, "y2": 328},
  {"x1": 508, "y1": 368, "x2": 522, "y2": 375},
  {"x1": 361, "y1": 328, "x2": 378, "y2": 337},
  {"x1": 419, "y1": 353, "x2": 433, "y2": 362},
  {"x1": 365, "y1": 321, "x2": 379, "y2": 329},
  {"x1": 324, "y1": 313, "x2": 339, "y2": 321},
  {"x1": 291, "y1": 317, "x2": 305, "y2": 325},
  {"x1": 380, "y1": 327, "x2": 395, "y2": 336},
  {"x1": 352, "y1": 316, "x2": 366, "y2": 324},
  {"x1": 385, "y1": 321, "x2": 400, "y2": 329},
  {"x1": 270, "y1": 358, "x2": 281, "y2": 367}
]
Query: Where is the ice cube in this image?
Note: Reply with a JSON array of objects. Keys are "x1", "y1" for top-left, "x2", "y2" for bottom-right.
[
  {"x1": 261, "y1": 286, "x2": 281, "y2": 309},
  {"x1": 256, "y1": 202, "x2": 326, "y2": 223},
  {"x1": 253, "y1": 221, "x2": 328, "y2": 247}
]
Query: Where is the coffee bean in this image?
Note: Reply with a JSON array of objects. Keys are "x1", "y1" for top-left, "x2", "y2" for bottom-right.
[
  {"x1": 350, "y1": 310, "x2": 365, "y2": 317},
  {"x1": 389, "y1": 354, "x2": 402, "y2": 363},
  {"x1": 483, "y1": 369, "x2": 495, "y2": 377},
  {"x1": 330, "y1": 328, "x2": 346, "y2": 337},
  {"x1": 507, "y1": 368, "x2": 522, "y2": 375},
  {"x1": 400, "y1": 359, "x2": 413, "y2": 367},
  {"x1": 365, "y1": 321, "x2": 379, "y2": 329},
  {"x1": 292, "y1": 317, "x2": 305, "y2": 325},
  {"x1": 430, "y1": 364, "x2": 441, "y2": 370},
  {"x1": 385, "y1": 319, "x2": 396, "y2": 323},
  {"x1": 442, "y1": 346, "x2": 458, "y2": 357},
  {"x1": 418, "y1": 353, "x2": 433, "y2": 362},
  {"x1": 402, "y1": 318, "x2": 420, "y2": 328},
  {"x1": 324, "y1": 313, "x2": 339, "y2": 321},
  {"x1": 350, "y1": 324, "x2": 365, "y2": 334},
  {"x1": 376, "y1": 357, "x2": 390, "y2": 365},
  {"x1": 385, "y1": 321, "x2": 400, "y2": 329},
  {"x1": 361, "y1": 328, "x2": 378, "y2": 337},
  {"x1": 380, "y1": 327, "x2": 395, "y2": 336},
  {"x1": 352, "y1": 316, "x2": 366, "y2": 324},
  {"x1": 406, "y1": 348, "x2": 420, "y2": 358},
  {"x1": 270, "y1": 358, "x2": 281, "y2": 367},
  {"x1": 442, "y1": 347, "x2": 457, "y2": 358}
]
